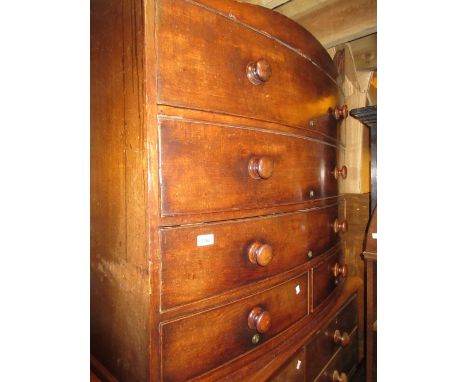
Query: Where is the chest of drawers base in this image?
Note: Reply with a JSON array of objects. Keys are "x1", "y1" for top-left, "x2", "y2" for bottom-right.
[{"x1": 91, "y1": 0, "x2": 352, "y2": 381}]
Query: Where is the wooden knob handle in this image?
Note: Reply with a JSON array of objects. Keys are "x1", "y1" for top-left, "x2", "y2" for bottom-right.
[
  {"x1": 334, "y1": 166, "x2": 347, "y2": 179},
  {"x1": 246, "y1": 59, "x2": 272, "y2": 85},
  {"x1": 248, "y1": 241, "x2": 273, "y2": 266},
  {"x1": 248, "y1": 157, "x2": 274, "y2": 179},
  {"x1": 332, "y1": 370, "x2": 348, "y2": 382},
  {"x1": 332, "y1": 262, "x2": 348, "y2": 278},
  {"x1": 332, "y1": 105, "x2": 349, "y2": 120},
  {"x1": 333, "y1": 330, "x2": 350, "y2": 347},
  {"x1": 248, "y1": 306, "x2": 272, "y2": 333},
  {"x1": 333, "y1": 219, "x2": 348, "y2": 233}
]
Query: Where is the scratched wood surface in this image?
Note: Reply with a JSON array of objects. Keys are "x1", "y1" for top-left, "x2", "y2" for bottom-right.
[
  {"x1": 159, "y1": 119, "x2": 338, "y2": 222},
  {"x1": 161, "y1": 274, "x2": 309, "y2": 381},
  {"x1": 90, "y1": 0, "x2": 150, "y2": 380},
  {"x1": 157, "y1": 0, "x2": 340, "y2": 131},
  {"x1": 91, "y1": 0, "x2": 359, "y2": 380},
  {"x1": 160, "y1": 204, "x2": 339, "y2": 309},
  {"x1": 306, "y1": 295, "x2": 357, "y2": 380},
  {"x1": 184, "y1": 0, "x2": 338, "y2": 77}
]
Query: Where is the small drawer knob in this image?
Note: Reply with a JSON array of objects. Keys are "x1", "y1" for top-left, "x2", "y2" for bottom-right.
[
  {"x1": 332, "y1": 262, "x2": 348, "y2": 278},
  {"x1": 334, "y1": 165, "x2": 347, "y2": 179},
  {"x1": 332, "y1": 370, "x2": 348, "y2": 382},
  {"x1": 248, "y1": 241, "x2": 273, "y2": 266},
  {"x1": 333, "y1": 330, "x2": 350, "y2": 347},
  {"x1": 246, "y1": 59, "x2": 271, "y2": 85},
  {"x1": 248, "y1": 306, "x2": 272, "y2": 333},
  {"x1": 332, "y1": 105, "x2": 349, "y2": 120},
  {"x1": 333, "y1": 219, "x2": 348, "y2": 233},
  {"x1": 248, "y1": 157, "x2": 274, "y2": 179}
]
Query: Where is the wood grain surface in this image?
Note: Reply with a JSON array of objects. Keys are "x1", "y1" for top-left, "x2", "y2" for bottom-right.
[
  {"x1": 157, "y1": 0, "x2": 340, "y2": 130},
  {"x1": 161, "y1": 274, "x2": 309, "y2": 381},
  {"x1": 160, "y1": 205, "x2": 339, "y2": 309},
  {"x1": 159, "y1": 119, "x2": 338, "y2": 221}
]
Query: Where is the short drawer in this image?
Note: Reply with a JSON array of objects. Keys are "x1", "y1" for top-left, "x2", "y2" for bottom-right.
[
  {"x1": 160, "y1": 205, "x2": 339, "y2": 309},
  {"x1": 312, "y1": 250, "x2": 348, "y2": 310},
  {"x1": 314, "y1": 330, "x2": 358, "y2": 382},
  {"x1": 269, "y1": 348, "x2": 305, "y2": 382},
  {"x1": 161, "y1": 274, "x2": 308, "y2": 381},
  {"x1": 159, "y1": 119, "x2": 339, "y2": 220},
  {"x1": 157, "y1": 0, "x2": 340, "y2": 134},
  {"x1": 306, "y1": 295, "x2": 357, "y2": 380}
]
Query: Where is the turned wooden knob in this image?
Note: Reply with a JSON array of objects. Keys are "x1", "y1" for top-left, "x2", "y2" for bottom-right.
[
  {"x1": 333, "y1": 219, "x2": 348, "y2": 233},
  {"x1": 248, "y1": 241, "x2": 273, "y2": 266},
  {"x1": 246, "y1": 59, "x2": 272, "y2": 85},
  {"x1": 248, "y1": 157, "x2": 274, "y2": 179},
  {"x1": 332, "y1": 370, "x2": 348, "y2": 382},
  {"x1": 248, "y1": 306, "x2": 271, "y2": 333},
  {"x1": 332, "y1": 262, "x2": 348, "y2": 278},
  {"x1": 334, "y1": 165, "x2": 347, "y2": 179},
  {"x1": 333, "y1": 330, "x2": 350, "y2": 347},
  {"x1": 332, "y1": 105, "x2": 349, "y2": 120}
]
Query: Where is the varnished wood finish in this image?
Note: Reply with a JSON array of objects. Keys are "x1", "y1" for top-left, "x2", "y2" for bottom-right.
[
  {"x1": 157, "y1": 0, "x2": 339, "y2": 130},
  {"x1": 160, "y1": 205, "x2": 339, "y2": 309},
  {"x1": 159, "y1": 119, "x2": 338, "y2": 221},
  {"x1": 305, "y1": 296, "x2": 357, "y2": 381},
  {"x1": 91, "y1": 0, "x2": 356, "y2": 380},
  {"x1": 248, "y1": 306, "x2": 273, "y2": 333},
  {"x1": 248, "y1": 241, "x2": 274, "y2": 266},
  {"x1": 193, "y1": 0, "x2": 339, "y2": 77},
  {"x1": 315, "y1": 330, "x2": 358, "y2": 382},
  {"x1": 161, "y1": 274, "x2": 308, "y2": 381},
  {"x1": 313, "y1": 251, "x2": 346, "y2": 309},
  {"x1": 246, "y1": 59, "x2": 272, "y2": 85},
  {"x1": 198, "y1": 278, "x2": 362, "y2": 382},
  {"x1": 269, "y1": 348, "x2": 305, "y2": 382}
]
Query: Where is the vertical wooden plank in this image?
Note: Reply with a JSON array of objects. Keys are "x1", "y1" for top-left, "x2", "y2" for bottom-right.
[{"x1": 90, "y1": 0, "x2": 149, "y2": 380}]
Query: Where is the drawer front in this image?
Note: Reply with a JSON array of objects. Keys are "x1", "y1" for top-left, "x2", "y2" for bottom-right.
[
  {"x1": 306, "y1": 296, "x2": 357, "y2": 380},
  {"x1": 161, "y1": 274, "x2": 308, "y2": 381},
  {"x1": 160, "y1": 205, "x2": 339, "y2": 309},
  {"x1": 157, "y1": 0, "x2": 339, "y2": 133},
  {"x1": 269, "y1": 348, "x2": 305, "y2": 382},
  {"x1": 159, "y1": 119, "x2": 338, "y2": 219},
  {"x1": 315, "y1": 330, "x2": 358, "y2": 382},
  {"x1": 312, "y1": 251, "x2": 347, "y2": 310}
]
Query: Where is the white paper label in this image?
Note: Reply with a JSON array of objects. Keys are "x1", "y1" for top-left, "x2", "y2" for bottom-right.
[
  {"x1": 197, "y1": 234, "x2": 214, "y2": 247},
  {"x1": 372, "y1": 232, "x2": 377, "y2": 239}
]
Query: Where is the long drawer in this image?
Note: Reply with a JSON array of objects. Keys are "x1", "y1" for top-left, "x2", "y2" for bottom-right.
[
  {"x1": 159, "y1": 119, "x2": 339, "y2": 221},
  {"x1": 161, "y1": 274, "x2": 309, "y2": 381},
  {"x1": 160, "y1": 205, "x2": 339, "y2": 309},
  {"x1": 157, "y1": 0, "x2": 340, "y2": 133},
  {"x1": 306, "y1": 296, "x2": 357, "y2": 380}
]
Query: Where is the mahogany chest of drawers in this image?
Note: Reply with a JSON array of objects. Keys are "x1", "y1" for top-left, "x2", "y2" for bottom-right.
[{"x1": 91, "y1": 0, "x2": 361, "y2": 380}]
